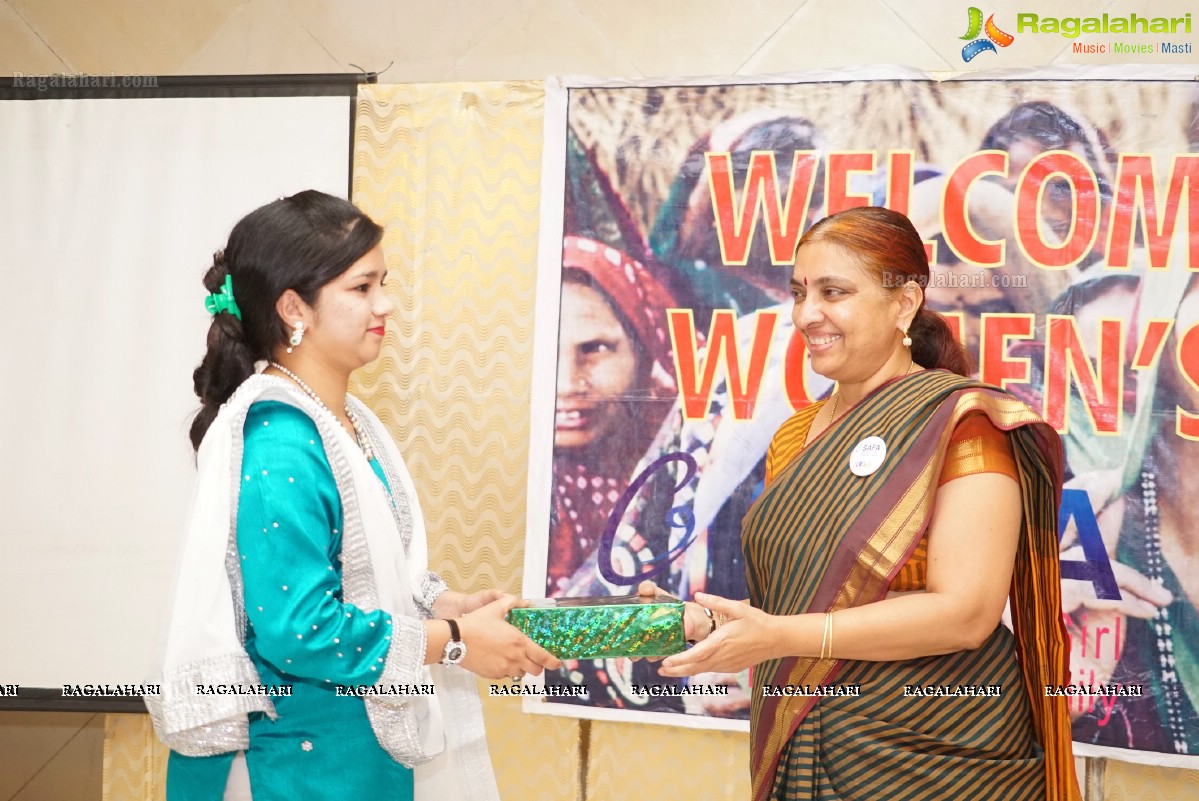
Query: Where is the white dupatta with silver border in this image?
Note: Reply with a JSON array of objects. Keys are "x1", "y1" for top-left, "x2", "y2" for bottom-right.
[{"x1": 147, "y1": 374, "x2": 498, "y2": 800}]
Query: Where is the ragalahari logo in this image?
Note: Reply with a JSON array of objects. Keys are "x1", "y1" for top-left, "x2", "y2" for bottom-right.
[{"x1": 960, "y1": 7, "x2": 1015, "y2": 61}]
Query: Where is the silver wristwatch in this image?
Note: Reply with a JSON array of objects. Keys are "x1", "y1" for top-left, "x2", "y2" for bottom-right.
[{"x1": 440, "y1": 619, "x2": 466, "y2": 666}]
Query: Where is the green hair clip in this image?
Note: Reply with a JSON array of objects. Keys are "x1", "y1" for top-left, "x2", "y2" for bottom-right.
[{"x1": 204, "y1": 274, "x2": 242, "y2": 321}]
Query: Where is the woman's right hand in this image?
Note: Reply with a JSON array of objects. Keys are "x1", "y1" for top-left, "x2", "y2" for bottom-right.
[{"x1": 456, "y1": 595, "x2": 562, "y2": 680}]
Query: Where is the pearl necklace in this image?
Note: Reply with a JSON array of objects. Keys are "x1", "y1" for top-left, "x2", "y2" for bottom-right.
[{"x1": 268, "y1": 362, "x2": 373, "y2": 462}]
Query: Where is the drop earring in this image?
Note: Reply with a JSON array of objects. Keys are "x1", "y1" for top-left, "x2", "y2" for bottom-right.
[
  {"x1": 286, "y1": 320, "x2": 305, "y2": 353},
  {"x1": 902, "y1": 327, "x2": 912, "y2": 348}
]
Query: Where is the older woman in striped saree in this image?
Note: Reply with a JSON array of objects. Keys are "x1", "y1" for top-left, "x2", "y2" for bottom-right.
[{"x1": 659, "y1": 206, "x2": 1082, "y2": 801}]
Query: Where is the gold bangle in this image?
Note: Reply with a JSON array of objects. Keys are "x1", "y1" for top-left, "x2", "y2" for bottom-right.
[{"x1": 820, "y1": 612, "x2": 833, "y2": 660}]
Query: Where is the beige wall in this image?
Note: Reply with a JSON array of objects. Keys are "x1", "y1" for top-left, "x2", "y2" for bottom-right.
[
  {"x1": 2, "y1": 0, "x2": 1198, "y2": 79},
  {"x1": 2, "y1": 0, "x2": 1197, "y2": 799}
]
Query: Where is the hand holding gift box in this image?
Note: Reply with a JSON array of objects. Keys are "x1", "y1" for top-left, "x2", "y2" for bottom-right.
[{"x1": 507, "y1": 592, "x2": 685, "y2": 659}]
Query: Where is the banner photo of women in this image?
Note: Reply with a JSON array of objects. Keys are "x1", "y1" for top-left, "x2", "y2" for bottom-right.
[{"x1": 525, "y1": 70, "x2": 1199, "y2": 765}]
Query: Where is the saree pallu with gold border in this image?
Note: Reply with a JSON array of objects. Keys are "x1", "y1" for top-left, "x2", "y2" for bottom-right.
[{"x1": 744, "y1": 370, "x2": 1080, "y2": 801}]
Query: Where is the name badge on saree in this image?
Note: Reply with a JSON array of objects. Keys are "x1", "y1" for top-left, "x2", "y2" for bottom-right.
[{"x1": 849, "y1": 436, "x2": 887, "y2": 476}]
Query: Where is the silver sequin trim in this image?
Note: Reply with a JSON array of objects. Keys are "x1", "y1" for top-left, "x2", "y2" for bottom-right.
[
  {"x1": 145, "y1": 652, "x2": 272, "y2": 756},
  {"x1": 381, "y1": 615, "x2": 428, "y2": 688},
  {"x1": 416, "y1": 571, "x2": 450, "y2": 619},
  {"x1": 364, "y1": 613, "x2": 435, "y2": 767}
]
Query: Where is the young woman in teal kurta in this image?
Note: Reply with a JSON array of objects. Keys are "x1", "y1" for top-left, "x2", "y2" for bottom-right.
[
  {"x1": 153, "y1": 191, "x2": 559, "y2": 800},
  {"x1": 168, "y1": 402, "x2": 414, "y2": 800}
]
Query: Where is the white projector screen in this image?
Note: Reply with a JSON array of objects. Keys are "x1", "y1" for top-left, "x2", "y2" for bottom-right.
[{"x1": 0, "y1": 90, "x2": 352, "y2": 692}]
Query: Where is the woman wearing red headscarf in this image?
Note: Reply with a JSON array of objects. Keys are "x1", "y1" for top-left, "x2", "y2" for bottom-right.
[{"x1": 547, "y1": 235, "x2": 679, "y2": 594}]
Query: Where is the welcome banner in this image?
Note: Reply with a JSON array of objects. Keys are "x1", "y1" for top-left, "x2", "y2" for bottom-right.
[{"x1": 524, "y1": 69, "x2": 1199, "y2": 767}]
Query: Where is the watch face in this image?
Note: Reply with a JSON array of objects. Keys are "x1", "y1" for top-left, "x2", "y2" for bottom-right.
[{"x1": 445, "y1": 644, "x2": 465, "y2": 664}]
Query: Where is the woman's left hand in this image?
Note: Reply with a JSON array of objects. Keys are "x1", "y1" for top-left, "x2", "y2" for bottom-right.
[
  {"x1": 657, "y1": 592, "x2": 776, "y2": 677},
  {"x1": 434, "y1": 589, "x2": 506, "y2": 619},
  {"x1": 637, "y1": 580, "x2": 712, "y2": 645}
]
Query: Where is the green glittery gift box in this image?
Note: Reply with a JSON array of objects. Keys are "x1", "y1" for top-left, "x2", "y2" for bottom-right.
[{"x1": 507, "y1": 593, "x2": 685, "y2": 659}]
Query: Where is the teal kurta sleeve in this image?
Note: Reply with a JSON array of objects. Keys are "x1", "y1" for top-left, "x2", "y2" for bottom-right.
[{"x1": 237, "y1": 401, "x2": 413, "y2": 685}]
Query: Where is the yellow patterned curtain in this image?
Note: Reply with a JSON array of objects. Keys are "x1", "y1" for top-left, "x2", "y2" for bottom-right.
[
  {"x1": 351, "y1": 82, "x2": 544, "y2": 601},
  {"x1": 103, "y1": 714, "x2": 166, "y2": 801},
  {"x1": 351, "y1": 80, "x2": 581, "y2": 801}
]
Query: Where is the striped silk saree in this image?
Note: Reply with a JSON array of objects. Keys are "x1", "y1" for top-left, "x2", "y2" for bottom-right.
[{"x1": 744, "y1": 370, "x2": 1080, "y2": 801}]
